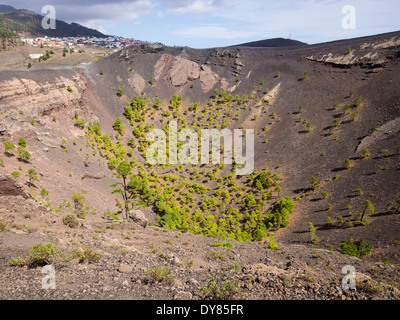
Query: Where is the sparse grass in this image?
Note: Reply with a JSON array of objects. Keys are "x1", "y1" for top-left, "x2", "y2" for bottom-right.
[
  {"x1": 148, "y1": 243, "x2": 161, "y2": 255},
  {"x1": 361, "y1": 148, "x2": 370, "y2": 158},
  {"x1": 95, "y1": 224, "x2": 107, "y2": 233},
  {"x1": 297, "y1": 273, "x2": 315, "y2": 282},
  {"x1": 0, "y1": 221, "x2": 6, "y2": 232},
  {"x1": 356, "y1": 280, "x2": 382, "y2": 295},
  {"x1": 230, "y1": 261, "x2": 245, "y2": 271},
  {"x1": 200, "y1": 274, "x2": 242, "y2": 300},
  {"x1": 212, "y1": 240, "x2": 233, "y2": 248},
  {"x1": 68, "y1": 245, "x2": 101, "y2": 264},
  {"x1": 380, "y1": 149, "x2": 391, "y2": 157},
  {"x1": 182, "y1": 256, "x2": 194, "y2": 268},
  {"x1": 205, "y1": 248, "x2": 235, "y2": 261},
  {"x1": 120, "y1": 247, "x2": 129, "y2": 254},
  {"x1": 145, "y1": 266, "x2": 175, "y2": 285}
]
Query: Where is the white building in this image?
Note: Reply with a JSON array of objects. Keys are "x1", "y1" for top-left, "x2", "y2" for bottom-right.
[{"x1": 29, "y1": 54, "x2": 43, "y2": 59}]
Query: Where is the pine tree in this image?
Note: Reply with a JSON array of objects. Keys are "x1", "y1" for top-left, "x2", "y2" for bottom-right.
[
  {"x1": 343, "y1": 158, "x2": 351, "y2": 170},
  {"x1": 309, "y1": 176, "x2": 320, "y2": 191},
  {"x1": 26, "y1": 169, "x2": 38, "y2": 187},
  {"x1": 112, "y1": 161, "x2": 132, "y2": 219},
  {"x1": 112, "y1": 117, "x2": 126, "y2": 135},
  {"x1": 18, "y1": 137, "x2": 26, "y2": 147},
  {"x1": 4, "y1": 141, "x2": 15, "y2": 156},
  {"x1": 360, "y1": 200, "x2": 374, "y2": 221},
  {"x1": 308, "y1": 222, "x2": 319, "y2": 243},
  {"x1": 117, "y1": 87, "x2": 124, "y2": 97}
]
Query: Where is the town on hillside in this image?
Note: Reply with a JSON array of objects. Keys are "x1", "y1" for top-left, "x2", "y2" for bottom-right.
[{"x1": 21, "y1": 35, "x2": 149, "y2": 52}]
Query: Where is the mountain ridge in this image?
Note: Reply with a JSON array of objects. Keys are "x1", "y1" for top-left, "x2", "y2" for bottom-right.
[
  {"x1": 0, "y1": 4, "x2": 107, "y2": 38},
  {"x1": 0, "y1": 4, "x2": 15, "y2": 12},
  {"x1": 231, "y1": 37, "x2": 307, "y2": 48}
]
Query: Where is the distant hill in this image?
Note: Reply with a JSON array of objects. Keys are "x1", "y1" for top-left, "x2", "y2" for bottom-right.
[
  {"x1": 232, "y1": 37, "x2": 308, "y2": 48},
  {"x1": 0, "y1": 4, "x2": 15, "y2": 12},
  {"x1": 0, "y1": 5, "x2": 106, "y2": 38}
]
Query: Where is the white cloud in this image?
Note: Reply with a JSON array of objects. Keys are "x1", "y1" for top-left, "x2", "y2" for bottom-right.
[
  {"x1": 12, "y1": 0, "x2": 154, "y2": 23},
  {"x1": 165, "y1": 0, "x2": 214, "y2": 14},
  {"x1": 159, "y1": 0, "x2": 235, "y2": 14},
  {"x1": 174, "y1": 24, "x2": 259, "y2": 39},
  {"x1": 61, "y1": 0, "x2": 154, "y2": 21},
  {"x1": 79, "y1": 19, "x2": 109, "y2": 34},
  {"x1": 58, "y1": 0, "x2": 154, "y2": 36}
]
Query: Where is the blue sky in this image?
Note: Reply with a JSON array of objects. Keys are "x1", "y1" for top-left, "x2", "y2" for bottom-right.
[{"x1": 9, "y1": 0, "x2": 400, "y2": 48}]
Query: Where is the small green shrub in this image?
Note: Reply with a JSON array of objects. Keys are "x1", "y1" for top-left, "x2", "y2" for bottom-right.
[
  {"x1": 200, "y1": 274, "x2": 241, "y2": 300},
  {"x1": 145, "y1": 266, "x2": 174, "y2": 285},
  {"x1": 3, "y1": 141, "x2": 15, "y2": 155},
  {"x1": 308, "y1": 222, "x2": 319, "y2": 244},
  {"x1": 252, "y1": 224, "x2": 268, "y2": 241},
  {"x1": 75, "y1": 119, "x2": 85, "y2": 129},
  {"x1": 212, "y1": 240, "x2": 233, "y2": 248},
  {"x1": 17, "y1": 147, "x2": 31, "y2": 162},
  {"x1": 62, "y1": 213, "x2": 79, "y2": 228},
  {"x1": 18, "y1": 137, "x2": 26, "y2": 147},
  {"x1": 360, "y1": 148, "x2": 370, "y2": 158},
  {"x1": 205, "y1": 248, "x2": 235, "y2": 261},
  {"x1": 309, "y1": 176, "x2": 320, "y2": 191},
  {"x1": 9, "y1": 256, "x2": 26, "y2": 267},
  {"x1": 11, "y1": 171, "x2": 20, "y2": 177},
  {"x1": 324, "y1": 216, "x2": 334, "y2": 226},
  {"x1": 340, "y1": 238, "x2": 372, "y2": 258},
  {"x1": 343, "y1": 158, "x2": 351, "y2": 170},
  {"x1": 82, "y1": 246, "x2": 101, "y2": 263},
  {"x1": 380, "y1": 149, "x2": 391, "y2": 157},
  {"x1": 25, "y1": 242, "x2": 65, "y2": 267},
  {"x1": 265, "y1": 236, "x2": 278, "y2": 250}
]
